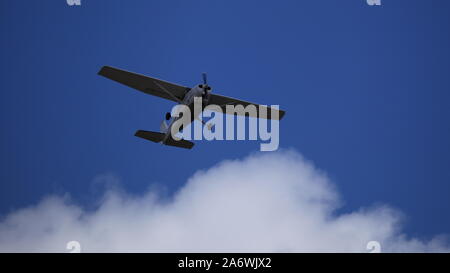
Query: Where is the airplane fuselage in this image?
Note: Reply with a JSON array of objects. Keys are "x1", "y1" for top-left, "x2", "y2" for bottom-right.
[
  {"x1": 182, "y1": 85, "x2": 205, "y2": 105},
  {"x1": 162, "y1": 84, "x2": 211, "y2": 143}
]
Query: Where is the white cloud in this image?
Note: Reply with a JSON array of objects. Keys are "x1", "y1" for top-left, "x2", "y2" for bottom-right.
[{"x1": 0, "y1": 150, "x2": 448, "y2": 252}]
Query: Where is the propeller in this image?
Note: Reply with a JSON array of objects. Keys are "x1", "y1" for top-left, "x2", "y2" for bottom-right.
[
  {"x1": 201, "y1": 73, "x2": 211, "y2": 98},
  {"x1": 202, "y1": 72, "x2": 207, "y2": 86}
]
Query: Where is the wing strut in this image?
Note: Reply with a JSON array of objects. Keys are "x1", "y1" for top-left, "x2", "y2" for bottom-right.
[{"x1": 153, "y1": 81, "x2": 183, "y2": 104}]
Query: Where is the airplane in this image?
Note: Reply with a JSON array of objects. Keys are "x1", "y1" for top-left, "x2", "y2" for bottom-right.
[{"x1": 98, "y1": 66, "x2": 285, "y2": 149}]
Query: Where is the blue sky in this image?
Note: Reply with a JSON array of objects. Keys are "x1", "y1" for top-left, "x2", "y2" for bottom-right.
[{"x1": 1, "y1": 0, "x2": 450, "y2": 243}]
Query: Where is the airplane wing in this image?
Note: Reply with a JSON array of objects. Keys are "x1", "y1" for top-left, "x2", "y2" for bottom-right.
[
  {"x1": 98, "y1": 66, "x2": 189, "y2": 103},
  {"x1": 208, "y1": 94, "x2": 285, "y2": 120}
]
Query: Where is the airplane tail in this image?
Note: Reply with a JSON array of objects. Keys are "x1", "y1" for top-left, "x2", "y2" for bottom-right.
[
  {"x1": 135, "y1": 130, "x2": 165, "y2": 143},
  {"x1": 135, "y1": 130, "x2": 194, "y2": 149}
]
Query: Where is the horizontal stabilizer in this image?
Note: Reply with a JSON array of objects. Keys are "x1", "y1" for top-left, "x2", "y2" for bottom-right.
[
  {"x1": 135, "y1": 130, "x2": 165, "y2": 143},
  {"x1": 135, "y1": 130, "x2": 194, "y2": 149},
  {"x1": 165, "y1": 136, "x2": 195, "y2": 149}
]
